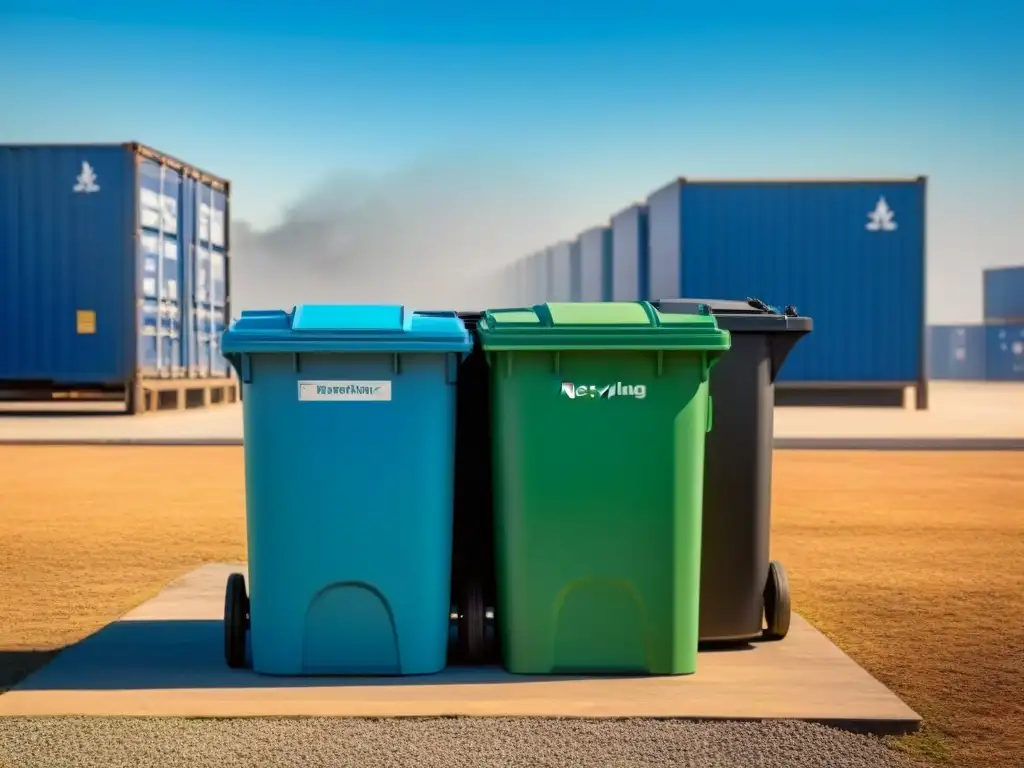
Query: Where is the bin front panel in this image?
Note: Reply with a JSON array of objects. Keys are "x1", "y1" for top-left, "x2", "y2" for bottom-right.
[
  {"x1": 223, "y1": 304, "x2": 469, "y2": 676},
  {"x1": 480, "y1": 302, "x2": 728, "y2": 676},
  {"x1": 488, "y1": 347, "x2": 712, "y2": 675}
]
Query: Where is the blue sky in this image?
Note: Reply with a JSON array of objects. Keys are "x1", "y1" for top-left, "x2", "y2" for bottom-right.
[{"x1": 1, "y1": 0, "x2": 1021, "y2": 320}]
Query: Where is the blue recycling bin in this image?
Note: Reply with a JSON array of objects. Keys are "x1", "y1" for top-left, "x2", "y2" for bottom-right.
[{"x1": 220, "y1": 304, "x2": 472, "y2": 676}]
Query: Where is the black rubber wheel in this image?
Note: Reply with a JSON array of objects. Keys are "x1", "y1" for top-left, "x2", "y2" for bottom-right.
[
  {"x1": 459, "y1": 579, "x2": 487, "y2": 664},
  {"x1": 761, "y1": 560, "x2": 792, "y2": 642},
  {"x1": 224, "y1": 572, "x2": 250, "y2": 669}
]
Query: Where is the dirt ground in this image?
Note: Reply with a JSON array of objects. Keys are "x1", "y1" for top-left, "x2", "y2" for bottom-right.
[{"x1": 0, "y1": 447, "x2": 1020, "y2": 768}]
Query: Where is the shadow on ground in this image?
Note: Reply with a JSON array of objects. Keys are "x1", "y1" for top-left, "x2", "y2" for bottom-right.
[
  {"x1": 2, "y1": 621, "x2": 753, "y2": 692},
  {"x1": 0, "y1": 650, "x2": 61, "y2": 693}
]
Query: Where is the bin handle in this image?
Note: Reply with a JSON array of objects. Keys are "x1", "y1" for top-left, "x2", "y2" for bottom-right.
[
  {"x1": 416, "y1": 310, "x2": 459, "y2": 319},
  {"x1": 706, "y1": 395, "x2": 714, "y2": 433},
  {"x1": 747, "y1": 297, "x2": 800, "y2": 318}
]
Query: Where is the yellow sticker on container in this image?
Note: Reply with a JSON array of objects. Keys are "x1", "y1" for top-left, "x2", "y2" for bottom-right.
[{"x1": 76, "y1": 310, "x2": 96, "y2": 335}]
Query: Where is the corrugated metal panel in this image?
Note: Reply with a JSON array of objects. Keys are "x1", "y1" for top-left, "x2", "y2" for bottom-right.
[
  {"x1": 646, "y1": 182, "x2": 683, "y2": 299},
  {"x1": 578, "y1": 226, "x2": 613, "y2": 301},
  {"x1": 646, "y1": 178, "x2": 926, "y2": 383},
  {"x1": 521, "y1": 257, "x2": 533, "y2": 305},
  {"x1": 522, "y1": 251, "x2": 541, "y2": 304},
  {"x1": 510, "y1": 259, "x2": 524, "y2": 305},
  {"x1": 610, "y1": 204, "x2": 649, "y2": 301},
  {"x1": 549, "y1": 241, "x2": 573, "y2": 302},
  {"x1": 517, "y1": 255, "x2": 530, "y2": 304},
  {"x1": 985, "y1": 324, "x2": 1024, "y2": 381},
  {"x1": 569, "y1": 240, "x2": 582, "y2": 302},
  {"x1": 983, "y1": 266, "x2": 1024, "y2": 323},
  {"x1": 927, "y1": 325, "x2": 986, "y2": 380},
  {"x1": 0, "y1": 142, "x2": 231, "y2": 389},
  {"x1": 540, "y1": 248, "x2": 554, "y2": 302},
  {"x1": 537, "y1": 250, "x2": 551, "y2": 302}
]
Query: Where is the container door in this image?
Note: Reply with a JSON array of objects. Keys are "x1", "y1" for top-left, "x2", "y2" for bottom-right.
[
  {"x1": 190, "y1": 181, "x2": 230, "y2": 377},
  {"x1": 210, "y1": 188, "x2": 230, "y2": 377},
  {"x1": 137, "y1": 160, "x2": 184, "y2": 377}
]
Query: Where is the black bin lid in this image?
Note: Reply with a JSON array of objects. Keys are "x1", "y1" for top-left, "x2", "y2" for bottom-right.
[{"x1": 655, "y1": 298, "x2": 813, "y2": 334}]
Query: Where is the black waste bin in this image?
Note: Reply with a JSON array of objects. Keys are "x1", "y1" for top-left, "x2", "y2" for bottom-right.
[
  {"x1": 655, "y1": 298, "x2": 812, "y2": 643},
  {"x1": 449, "y1": 311, "x2": 499, "y2": 664}
]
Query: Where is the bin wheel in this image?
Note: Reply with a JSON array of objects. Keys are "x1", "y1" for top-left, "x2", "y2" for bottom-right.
[
  {"x1": 224, "y1": 572, "x2": 250, "y2": 669},
  {"x1": 459, "y1": 580, "x2": 487, "y2": 664},
  {"x1": 762, "y1": 560, "x2": 791, "y2": 642}
]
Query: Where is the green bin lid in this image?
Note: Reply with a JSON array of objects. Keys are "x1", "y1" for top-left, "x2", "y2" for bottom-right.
[{"x1": 477, "y1": 302, "x2": 731, "y2": 351}]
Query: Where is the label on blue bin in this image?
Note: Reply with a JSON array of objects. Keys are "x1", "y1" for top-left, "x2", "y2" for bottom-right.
[{"x1": 297, "y1": 380, "x2": 392, "y2": 402}]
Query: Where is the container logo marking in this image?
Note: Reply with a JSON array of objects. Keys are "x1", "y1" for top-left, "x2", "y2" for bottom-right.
[
  {"x1": 73, "y1": 162, "x2": 100, "y2": 194},
  {"x1": 298, "y1": 380, "x2": 392, "y2": 402},
  {"x1": 560, "y1": 381, "x2": 647, "y2": 400},
  {"x1": 866, "y1": 197, "x2": 897, "y2": 232}
]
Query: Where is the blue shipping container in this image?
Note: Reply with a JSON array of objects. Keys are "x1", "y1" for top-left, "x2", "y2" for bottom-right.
[
  {"x1": 541, "y1": 247, "x2": 555, "y2": 302},
  {"x1": 610, "y1": 204, "x2": 650, "y2": 301},
  {"x1": 516, "y1": 258, "x2": 531, "y2": 305},
  {"x1": 549, "y1": 241, "x2": 573, "y2": 302},
  {"x1": 578, "y1": 226, "x2": 613, "y2": 301},
  {"x1": 927, "y1": 325, "x2": 986, "y2": 380},
  {"x1": 0, "y1": 142, "x2": 231, "y2": 391},
  {"x1": 985, "y1": 324, "x2": 1024, "y2": 381},
  {"x1": 523, "y1": 251, "x2": 545, "y2": 304},
  {"x1": 645, "y1": 178, "x2": 926, "y2": 384},
  {"x1": 983, "y1": 266, "x2": 1024, "y2": 323},
  {"x1": 569, "y1": 240, "x2": 582, "y2": 302}
]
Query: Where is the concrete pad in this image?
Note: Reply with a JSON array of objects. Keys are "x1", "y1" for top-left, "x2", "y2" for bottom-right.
[{"x1": 0, "y1": 564, "x2": 920, "y2": 734}]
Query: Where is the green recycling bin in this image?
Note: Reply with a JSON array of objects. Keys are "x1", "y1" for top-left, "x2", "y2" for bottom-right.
[{"x1": 478, "y1": 301, "x2": 731, "y2": 675}]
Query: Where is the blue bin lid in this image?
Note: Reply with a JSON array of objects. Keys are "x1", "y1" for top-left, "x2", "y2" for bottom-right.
[{"x1": 221, "y1": 305, "x2": 472, "y2": 355}]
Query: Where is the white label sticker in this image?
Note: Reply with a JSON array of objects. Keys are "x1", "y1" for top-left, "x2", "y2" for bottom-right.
[{"x1": 298, "y1": 380, "x2": 392, "y2": 402}]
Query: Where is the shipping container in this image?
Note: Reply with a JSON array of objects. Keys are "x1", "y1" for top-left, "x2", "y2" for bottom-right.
[
  {"x1": 526, "y1": 254, "x2": 540, "y2": 304},
  {"x1": 519, "y1": 257, "x2": 533, "y2": 305},
  {"x1": 985, "y1": 324, "x2": 1024, "y2": 381},
  {"x1": 542, "y1": 247, "x2": 555, "y2": 302},
  {"x1": 549, "y1": 241, "x2": 573, "y2": 302},
  {"x1": 578, "y1": 226, "x2": 613, "y2": 302},
  {"x1": 983, "y1": 266, "x2": 1024, "y2": 323},
  {"x1": 610, "y1": 204, "x2": 650, "y2": 301},
  {"x1": 509, "y1": 259, "x2": 525, "y2": 305},
  {"x1": 646, "y1": 177, "x2": 927, "y2": 406},
  {"x1": 927, "y1": 325, "x2": 987, "y2": 380},
  {"x1": 0, "y1": 142, "x2": 232, "y2": 409},
  {"x1": 569, "y1": 239, "x2": 582, "y2": 302}
]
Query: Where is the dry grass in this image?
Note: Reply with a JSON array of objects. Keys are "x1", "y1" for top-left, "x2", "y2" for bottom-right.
[
  {"x1": 0, "y1": 446, "x2": 1021, "y2": 767},
  {"x1": 772, "y1": 451, "x2": 1024, "y2": 767},
  {"x1": 0, "y1": 447, "x2": 246, "y2": 664}
]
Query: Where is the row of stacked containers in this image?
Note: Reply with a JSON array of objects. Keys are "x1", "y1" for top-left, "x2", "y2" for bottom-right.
[
  {"x1": 0, "y1": 142, "x2": 232, "y2": 406},
  {"x1": 508, "y1": 177, "x2": 931, "y2": 407},
  {"x1": 927, "y1": 266, "x2": 1024, "y2": 382}
]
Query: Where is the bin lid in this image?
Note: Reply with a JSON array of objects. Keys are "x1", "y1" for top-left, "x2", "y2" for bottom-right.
[
  {"x1": 654, "y1": 298, "x2": 813, "y2": 334},
  {"x1": 477, "y1": 301, "x2": 731, "y2": 351},
  {"x1": 221, "y1": 305, "x2": 472, "y2": 355}
]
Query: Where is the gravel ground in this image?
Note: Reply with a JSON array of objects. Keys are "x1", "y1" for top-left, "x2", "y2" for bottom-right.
[{"x1": 0, "y1": 717, "x2": 917, "y2": 768}]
